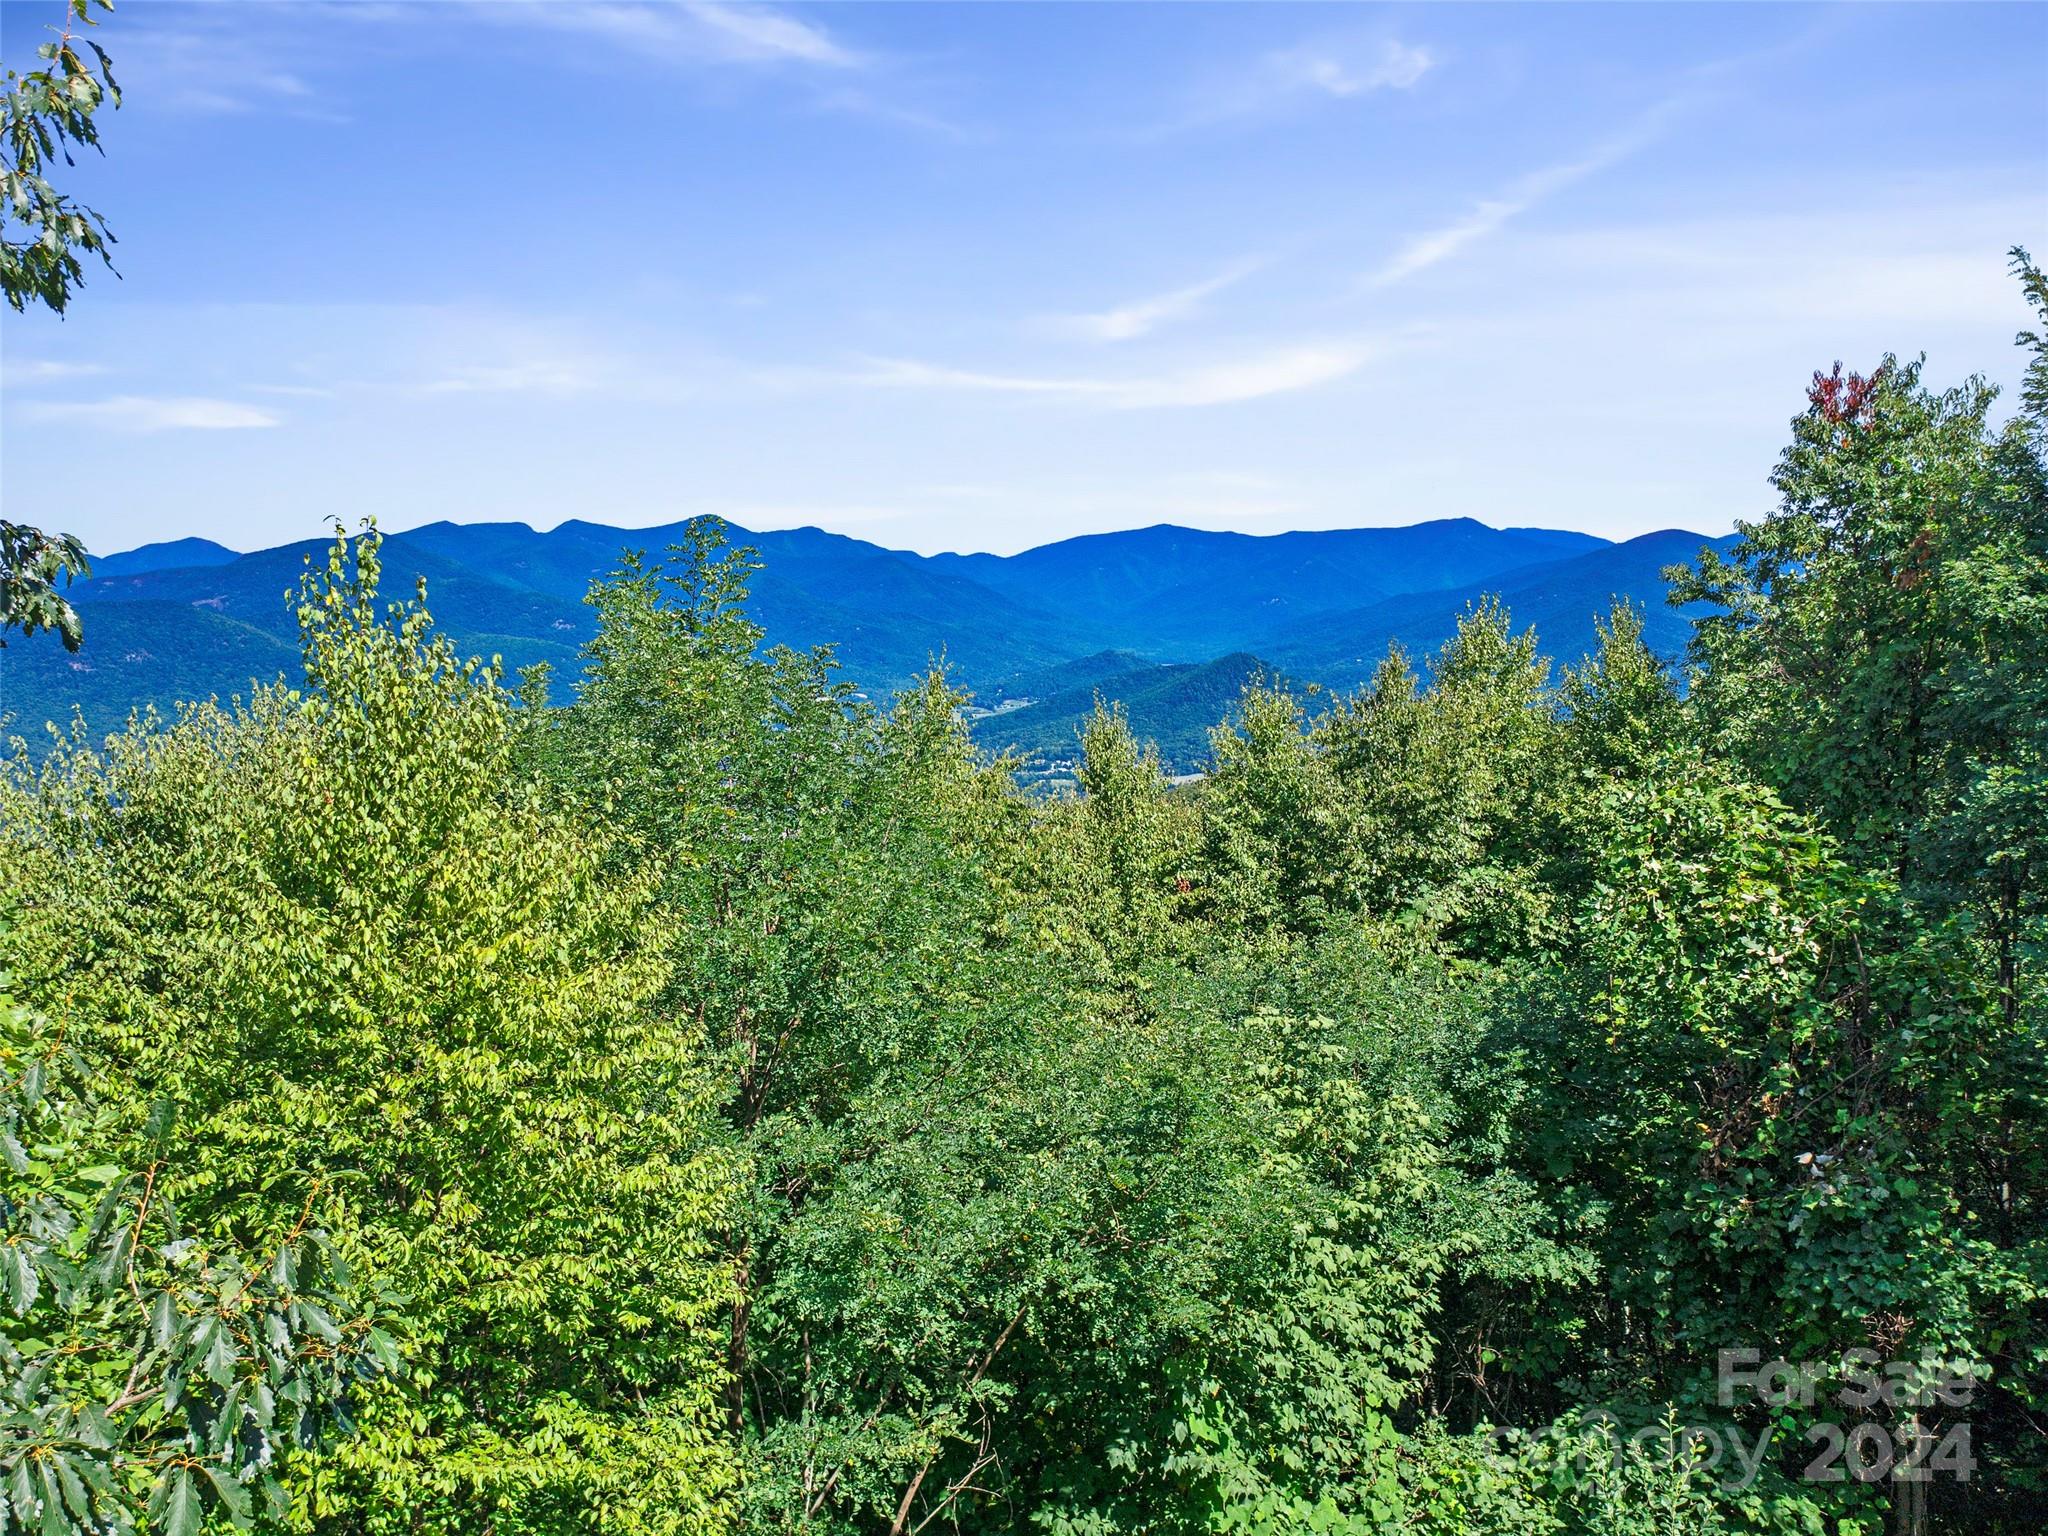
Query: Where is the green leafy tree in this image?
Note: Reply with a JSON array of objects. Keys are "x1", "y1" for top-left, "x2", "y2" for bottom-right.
[
  {"x1": 547, "y1": 527, "x2": 1557, "y2": 1535},
  {"x1": 1, "y1": 0, "x2": 117, "y2": 316},
  {"x1": 0, "y1": 524, "x2": 90, "y2": 653},
  {"x1": 1315, "y1": 602, "x2": 1560, "y2": 958},
  {"x1": 545, "y1": 525, "x2": 1057, "y2": 1527},
  {"x1": 1555, "y1": 600, "x2": 1686, "y2": 781},
  {"x1": 1670, "y1": 282, "x2": 2048, "y2": 1027},
  {"x1": 3, "y1": 984, "x2": 401, "y2": 1536},
  {"x1": 1, "y1": 526, "x2": 742, "y2": 1534},
  {"x1": 1198, "y1": 681, "x2": 1358, "y2": 936},
  {"x1": 1196, "y1": 603, "x2": 1560, "y2": 958},
  {"x1": 1, "y1": 0, "x2": 118, "y2": 650},
  {"x1": 1018, "y1": 701, "x2": 1204, "y2": 984},
  {"x1": 1513, "y1": 755, "x2": 2044, "y2": 1531},
  {"x1": 1651, "y1": 252, "x2": 2048, "y2": 1530}
]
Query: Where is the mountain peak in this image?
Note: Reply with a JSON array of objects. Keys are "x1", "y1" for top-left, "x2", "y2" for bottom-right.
[{"x1": 90, "y1": 537, "x2": 241, "y2": 581}]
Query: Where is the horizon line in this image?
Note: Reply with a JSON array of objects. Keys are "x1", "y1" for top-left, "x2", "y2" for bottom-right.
[{"x1": 96, "y1": 511, "x2": 1734, "y2": 566}]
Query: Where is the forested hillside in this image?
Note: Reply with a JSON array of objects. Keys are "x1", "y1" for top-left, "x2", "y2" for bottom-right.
[
  {"x1": 971, "y1": 651, "x2": 1282, "y2": 777},
  {"x1": 4, "y1": 257, "x2": 2045, "y2": 1536}
]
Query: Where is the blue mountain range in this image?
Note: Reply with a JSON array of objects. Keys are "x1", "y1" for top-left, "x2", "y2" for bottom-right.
[{"x1": 0, "y1": 517, "x2": 1737, "y2": 771}]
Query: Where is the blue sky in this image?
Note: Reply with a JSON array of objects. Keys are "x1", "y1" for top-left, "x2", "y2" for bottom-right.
[{"x1": 2, "y1": 1, "x2": 2043, "y2": 557}]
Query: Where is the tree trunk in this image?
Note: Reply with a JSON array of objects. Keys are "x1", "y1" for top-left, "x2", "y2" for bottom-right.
[{"x1": 1890, "y1": 1411, "x2": 1928, "y2": 1536}]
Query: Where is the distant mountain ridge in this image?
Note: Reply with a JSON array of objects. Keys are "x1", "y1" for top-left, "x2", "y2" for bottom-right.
[
  {"x1": 89, "y1": 537, "x2": 241, "y2": 580},
  {"x1": 1, "y1": 516, "x2": 1734, "y2": 768},
  {"x1": 1257, "y1": 528, "x2": 1737, "y2": 692},
  {"x1": 923, "y1": 519, "x2": 1607, "y2": 653}
]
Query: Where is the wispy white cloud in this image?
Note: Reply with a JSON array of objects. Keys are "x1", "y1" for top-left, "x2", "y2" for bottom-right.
[
  {"x1": 465, "y1": 2, "x2": 968, "y2": 134},
  {"x1": 399, "y1": 311, "x2": 662, "y2": 399},
  {"x1": 474, "y1": 0, "x2": 861, "y2": 69},
  {"x1": 250, "y1": 382, "x2": 337, "y2": 399},
  {"x1": 422, "y1": 359, "x2": 608, "y2": 396},
  {"x1": 678, "y1": 0, "x2": 860, "y2": 67},
  {"x1": 1512, "y1": 201, "x2": 2045, "y2": 337},
  {"x1": 102, "y1": 12, "x2": 340, "y2": 118},
  {"x1": 1266, "y1": 40, "x2": 1434, "y2": 99},
  {"x1": 1160, "y1": 35, "x2": 1432, "y2": 134},
  {"x1": 1053, "y1": 258, "x2": 1265, "y2": 343},
  {"x1": 856, "y1": 359, "x2": 1119, "y2": 399},
  {"x1": 171, "y1": 71, "x2": 315, "y2": 115},
  {"x1": 1367, "y1": 98, "x2": 1691, "y2": 287},
  {"x1": 854, "y1": 340, "x2": 1373, "y2": 409},
  {"x1": 808, "y1": 85, "x2": 970, "y2": 140},
  {"x1": 1, "y1": 359, "x2": 107, "y2": 386},
  {"x1": 24, "y1": 396, "x2": 280, "y2": 432},
  {"x1": 1125, "y1": 345, "x2": 1370, "y2": 408}
]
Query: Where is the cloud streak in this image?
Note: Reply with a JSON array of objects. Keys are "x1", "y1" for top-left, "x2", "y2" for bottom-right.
[
  {"x1": 422, "y1": 360, "x2": 608, "y2": 396},
  {"x1": 97, "y1": 8, "x2": 344, "y2": 119},
  {"x1": 24, "y1": 396, "x2": 281, "y2": 432},
  {"x1": 463, "y1": 2, "x2": 970, "y2": 134},
  {"x1": 474, "y1": 0, "x2": 862, "y2": 69},
  {"x1": 1, "y1": 359, "x2": 106, "y2": 386},
  {"x1": 1160, "y1": 35, "x2": 1433, "y2": 134},
  {"x1": 1367, "y1": 97, "x2": 1691, "y2": 287},
  {"x1": 1266, "y1": 39, "x2": 1434, "y2": 99},
  {"x1": 678, "y1": 0, "x2": 860, "y2": 67},
  {"x1": 854, "y1": 340, "x2": 1372, "y2": 409},
  {"x1": 1054, "y1": 259, "x2": 1265, "y2": 343}
]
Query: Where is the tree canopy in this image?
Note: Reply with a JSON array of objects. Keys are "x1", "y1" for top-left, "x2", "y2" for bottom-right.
[{"x1": 2, "y1": 14, "x2": 2042, "y2": 1523}]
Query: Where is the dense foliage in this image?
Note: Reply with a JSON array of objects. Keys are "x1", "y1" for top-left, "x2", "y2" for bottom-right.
[
  {"x1": 1, "y1": 0, "x2": 116, "y2": 317},
  {"x1": 2, "y1": 260, "x2": 2044, "y2": 1535},
  {"x1": 1, "y1": 0, "x2": 115, "y2": 653}
]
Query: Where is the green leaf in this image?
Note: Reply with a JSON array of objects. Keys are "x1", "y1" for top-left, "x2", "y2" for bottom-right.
[
  {"x1": 199, "y1": 1467, "x2": 253, "y2": 1532},
  {"x1": 203, "y1": 1318, "x2": 239, "y2": 1388},
  {"x1": 2, "y1": 1244, "x2": 38, "y2": 1314},
  {"x1": 160, "y1": 1468, "x2": 202, "y2": 1536},
  {"x1": 364, "y1": 1325, "x2": 402, "y2": 1375}
]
